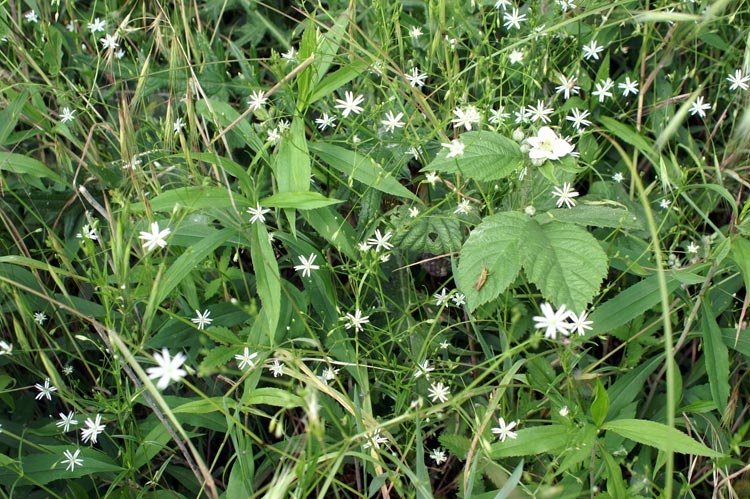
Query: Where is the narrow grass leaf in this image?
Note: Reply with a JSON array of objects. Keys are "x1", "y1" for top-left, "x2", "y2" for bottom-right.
[
  {"x1": 309, "y1": 142, "x2": 419, "y2": 201},
  {"x1": 132, "y1": 186, "x2": 246, "y2": 212},
  {"x1": 601, "y1": 419, "x2": 723, "y2": 457},
  {"x1": 250, "y1": 222, "x2": 280, "y2": 343},
  {"x1": 491, "y1": 425, "x2": 573, "y2": 458},
  {"x1": 588, "y1": 275, "x2": 681, "y2": 337},
  {"x1": 260, "y1": 191, "x2": 343, "y2": 209},
  {"x1": 701, "y1": 302, "x2": 730, "y2": 411},
  {"x1": 494, "y1": 459, "x2": 524, "y2": 499},
  {"x1": 600, "y1": 447, "x2": 628, "y2": 498},
  {"x1": 0, "y1": 152, "x2": 64, "y2": 183}
]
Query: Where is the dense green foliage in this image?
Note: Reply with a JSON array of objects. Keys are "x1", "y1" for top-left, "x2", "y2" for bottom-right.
[{"x1": 1, "y1": 0, "x2": 750, "y2": 497}]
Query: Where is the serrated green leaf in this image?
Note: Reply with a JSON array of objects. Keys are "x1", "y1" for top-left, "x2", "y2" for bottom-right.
[
  {"x1": 456, "y1": 212, "x2": 528, "y2": 311},
  {"x1": 392, "y1": 211, "x2": 463, "y2": 254},
  {"x1": 601, "y1": 419, "x2": 723, "y2": 457},
  {"x1": 491, "y1": 424, "x2": 573, "y2": 458},
  {"x1": 438, "y1": 433, "x2": 473, "y2": 460},
  {"x1": 260, "y1": 191, "x2": 343, "y2": 209},
  {"x1": 540, "y1": 204, "x2": 643, "y2": 230},
  {"x1": 309, "y1": 142, "x2": 419, "y2": 202},
  {"x1": 523, "y1": 221, "x2": 608, "y2": 312},
  {"x1": 422, "y1": 131, "x2": 523, "y2": 181}
]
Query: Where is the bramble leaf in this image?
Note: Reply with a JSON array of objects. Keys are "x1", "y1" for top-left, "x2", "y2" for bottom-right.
[
  {"x1": 422, "y1": 131, "x2": 523, "y2": 181},
  {"x1": 456, "y1": 212, "x2": 608, "y2": 312}
]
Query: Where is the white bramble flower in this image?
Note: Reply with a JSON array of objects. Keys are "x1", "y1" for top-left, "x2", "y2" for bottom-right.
[
  {"x1": 533, "y1": 302, "x2": 571, "y2": 340},
  {"x1": 80, "y1": 414, "x2": 105, "y2": 444},
  {"x1": 552, "y1": 182, "x2": 579, "y2": 209},
  {"x1": 527, "y1": 127, "x2": 574, "y2": 162},
  {"x1": 442, "y1": 139, "x2": 465, "y2": 158},
  {"x1": 191, "y1": 309, "x2": 213, "y2": 330},
  {"x1": 234, "y1": 347, "x2": 258, "y2": 371},
  {"x1": 334, "y1": 91, "x2": 365, "y2": 118},
  {"x1": 61, "y1": 449, "x2": 83, "y2": 471},
  {"x1": 147, "y1": 349, "x2": 187, "y2": 390},
  {"x1": 491, "y1": 417, "x2": 518, "y2": 442},
  {"x1": 139, "y1": 222, "x2": 171, "y2": 252},
  {"x1": 34, "y1": 378, "x2": 57, "y2": 401}
]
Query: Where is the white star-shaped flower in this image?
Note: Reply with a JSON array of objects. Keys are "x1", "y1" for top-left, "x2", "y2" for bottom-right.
[
  {"x1": 491, "y1": 417, "x2": 518, "y2": 442},
  {"x1": 139, "y1": 222, "x2": 171, "y2": 252},
  {"x1": 191, "y1": 309, "x2": 213, "y2": 330},
  {"x1": 552, "y1": 182, "x2": 579, "y2": 208},
  {"x1": 147, "y1": 349, "x2": 187, "y2": 390},
  {"x1": 533, "y1": 302, "x2": 572, "y2": 340},
  {"x1": 234, "y1": 347, "x2": 258, "y2": 371},
  {"x1": 61, "y1": 449, "x2": 84, "y2": 471},
  {"x1": 334, "y1": 91, "x2": 365, "y2": 118},
  {"x1": 441, "y1": 139, "x2": 465, "y2": 158},
  {"x1": 294, "y1": 253, "x2": 320, "y2": 278}
]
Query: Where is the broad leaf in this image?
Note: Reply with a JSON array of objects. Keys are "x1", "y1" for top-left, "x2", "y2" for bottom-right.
[
  {"x1": 523, "y1": 221, "x2": 608, "y2": 312},
  {"x1": 455, "y1": 212, "x2": 527, "y2": 310},
  {"x1": 457, "y1": 213, "x2": 608, "y2": 312},
  {"x1": 601, "y1": 419, "x2": 723, "y2": 457},
  {"x1": 392, "y1": 209, "x2": 464, "y2": 254},
  {"x1": 422, "y1": 131, "x2": 523, "y2": 181}
]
